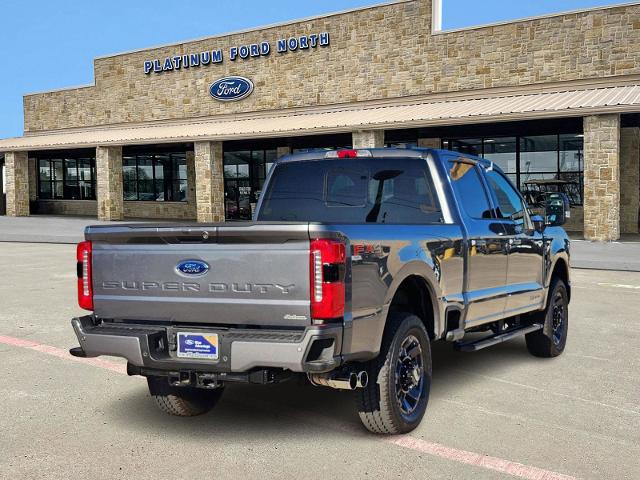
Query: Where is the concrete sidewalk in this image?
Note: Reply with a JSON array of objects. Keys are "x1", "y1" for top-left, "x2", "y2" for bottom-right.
[
  {"x1": 0, "y1": 216, "x2": 157, "y2": 244},
  {"x1": 569, "y1": 239, "x2": 640, "y2": 272},
  {"x1": 1, "y1": 215, "x2": 639, "y2": 271}
]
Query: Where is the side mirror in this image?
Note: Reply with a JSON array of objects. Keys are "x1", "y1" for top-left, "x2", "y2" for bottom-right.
[
  {"x1": 531, "y1": 215, "x2": 546, "y2": 233},
  {"x1": 544, "y1": 193, "x2": 571, "y2": 227}
]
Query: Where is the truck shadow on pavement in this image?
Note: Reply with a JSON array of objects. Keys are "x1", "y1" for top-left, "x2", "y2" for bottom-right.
[{"x1": 104, "y1": 337, "x2": 548, "y2": 439}]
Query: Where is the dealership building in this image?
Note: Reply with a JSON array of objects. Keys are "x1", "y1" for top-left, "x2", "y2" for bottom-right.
[{"x1": 1, "y1": 0, "x2": 639, "y2": 240}]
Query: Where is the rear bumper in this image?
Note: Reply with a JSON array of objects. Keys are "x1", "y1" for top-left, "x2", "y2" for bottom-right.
[{"x1": 71, "y1": 316, "x2": 342, "y2": 373}]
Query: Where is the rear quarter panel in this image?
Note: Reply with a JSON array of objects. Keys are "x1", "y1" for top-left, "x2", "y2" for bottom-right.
[{"x1": 325, "y1": 224, "x2": 465, "y2": 360}]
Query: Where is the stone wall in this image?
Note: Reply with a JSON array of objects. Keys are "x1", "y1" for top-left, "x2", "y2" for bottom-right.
[
  {"x1": 36, "y1": 200, "x2": 98, "y2": 216},
  {"x1": 353, "y1": 130, "x2": 385, "y2": 149},
  {"x1": 124, "y1": 201, "x2": 196, "y2": 220},
  {"x1": 583, "y1": 114, "x2": 621, "y2": 241},
  {"x1": 23, "y1": 1, "x2": 640, "y2": 132},
  {"x1": 620, "y1": 127, "x2": 640, "y2": 233},
  {"x1": 96, "y1": 146, "x2": 124, "y2": 221},
  {"x1": 5, "y1": 152, "x2": 29, "y2": 216},
  {"x1": 194, "y1": 141, "x2": 225, "y2": 223}
]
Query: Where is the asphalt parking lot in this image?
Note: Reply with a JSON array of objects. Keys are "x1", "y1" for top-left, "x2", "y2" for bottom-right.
[{"x1": 1, "y1": 243, "x2": 638, "y2": 480}]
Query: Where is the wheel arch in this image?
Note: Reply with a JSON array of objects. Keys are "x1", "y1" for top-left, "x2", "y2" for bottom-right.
[
  {"x1": 549, "y1": 255, "x2": 571, "y2": 302},
  {"x1": 383, "y1": 266, "x2": 443, "y2": 341}
]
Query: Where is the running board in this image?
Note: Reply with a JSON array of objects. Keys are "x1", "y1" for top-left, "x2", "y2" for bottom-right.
[{"x1": 454, "y1": 324, "x2": 543, "y2": 352}]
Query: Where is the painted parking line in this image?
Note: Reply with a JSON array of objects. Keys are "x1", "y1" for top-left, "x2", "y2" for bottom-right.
[
  {"x1": 597, "y1": 282, "x2": 640, "y2": 290},
  {"x1": 0, "y1": 333, "x2": 578, "y2": 480},
  {"x1": 387, "y1": 436, "x2": 577, "y2": 480},
  {"x1": 0, "y1": 334, "x2": 127, "y2": 375}
]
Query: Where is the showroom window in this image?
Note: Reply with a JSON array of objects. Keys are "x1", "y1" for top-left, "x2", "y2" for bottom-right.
[
  {"x1": 223, "y1": 149, "x2": 277, "y2": 220},
  {"x1": 123, "y1": 152, "x2": 188, "y2": 202},
  {"x1": 443, "y1": 133, "x2": 584, "y2": 205},
  {"x1": 38, "y1": 154, "x2": 96, "y2": 200}
]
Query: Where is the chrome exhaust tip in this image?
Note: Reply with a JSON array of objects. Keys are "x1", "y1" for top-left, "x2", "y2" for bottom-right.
[
  {"x1": 308, "y1": 372, "x2": 358, "y2": 390},
  {"x1": 356, "y1": 371, "x2": 368, "y2": 389}
]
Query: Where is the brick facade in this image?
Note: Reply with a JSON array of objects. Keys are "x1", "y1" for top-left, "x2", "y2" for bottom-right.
[
  {"x1": 96, "y1": 146, "x2": 124, "y2": 221},
  {"x1": 583, "y1": 114, "x2": 621, "y2": 241},
  {"x1": 22, "y1": 1, "x2": 640, "y2": 132},
  {"x1": 5, "y1": 152, "x2": 29, "y2": 217},
  {"x1": 194, "y1": 141, "x2": 225, "y2": 223}
]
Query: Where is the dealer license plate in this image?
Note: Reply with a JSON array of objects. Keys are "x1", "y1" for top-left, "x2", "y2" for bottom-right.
[{"x1": 177, "y1": 332, "x2": 219, "y2": 360}]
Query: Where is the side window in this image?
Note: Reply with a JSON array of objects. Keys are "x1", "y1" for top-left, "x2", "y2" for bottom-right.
[
  {"x1": 369, "y1": 162, "x2": 442, "y2": 224},
  {"x1": 448, "y1": 161, "x2": 493, "y2": 219},
  {"x1": 486, "y1": 170, "x2": 528, "y2": 232}
]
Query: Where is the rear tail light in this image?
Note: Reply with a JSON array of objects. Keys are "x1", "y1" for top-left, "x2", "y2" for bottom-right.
[
  {"x1": 310, "y1": 239, "x2": 346, "y2": 322},
  {"x1": 325, "y1": 149, "x2": 372, "y2": 159},
  {"x1": 77, "y1": 241, "x2": 93, "y2": 311}
]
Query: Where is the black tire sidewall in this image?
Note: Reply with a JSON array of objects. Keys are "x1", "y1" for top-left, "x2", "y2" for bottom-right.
[
  {"x1": 383, "y1": 315, "x2": 432, "y2": 432},
  {"x1": 547, "y1": 280, "x2": 569, "y2": 356}
]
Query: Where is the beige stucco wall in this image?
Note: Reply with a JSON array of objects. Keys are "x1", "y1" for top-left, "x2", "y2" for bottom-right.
[{"x1": 23, "y1": 0, "x2": 640, "y2": 132}]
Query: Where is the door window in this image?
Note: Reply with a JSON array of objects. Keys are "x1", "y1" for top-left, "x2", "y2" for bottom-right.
[
  {"x1": 448, "y1": 161, "x2": 493, "y2": 220},
  {"x1": 486, "y1": 170, "x2": 530, "y2": 233}
]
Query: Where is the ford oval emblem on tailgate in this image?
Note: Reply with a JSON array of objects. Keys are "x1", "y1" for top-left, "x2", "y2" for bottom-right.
[
  {"x1": 209, "y1": 76, "x2": 254, "y2": 102},
  {"x1": 176, "y1": 260, "x2": 209, "y2": 277}
]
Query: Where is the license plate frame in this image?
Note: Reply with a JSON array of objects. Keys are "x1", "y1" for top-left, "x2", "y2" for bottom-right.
[{"x1": 177, "y1": 332, "x2": 220, "y2": 361}]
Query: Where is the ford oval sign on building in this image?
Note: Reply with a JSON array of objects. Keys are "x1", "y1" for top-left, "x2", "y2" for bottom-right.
[
  {"x1": 176, "y1": 260, "x2": 210, "y2": 277},
  {"x1": 209, "y1": 76, "x2": 254, "y2": 102}
]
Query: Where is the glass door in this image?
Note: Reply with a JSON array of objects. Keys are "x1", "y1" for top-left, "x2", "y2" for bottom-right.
[{"x1": 223, "y1": 149, "x2": 277, "y2": 220}]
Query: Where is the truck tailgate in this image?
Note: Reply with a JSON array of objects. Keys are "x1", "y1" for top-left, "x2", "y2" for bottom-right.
[{"x1": 87, "y1": 223, "x2": 312, "y2": 327}]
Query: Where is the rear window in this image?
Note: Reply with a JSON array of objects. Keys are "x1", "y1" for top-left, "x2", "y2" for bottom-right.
[{"x1": 257, "y1": 158, "x2": 442, "y2": 224}]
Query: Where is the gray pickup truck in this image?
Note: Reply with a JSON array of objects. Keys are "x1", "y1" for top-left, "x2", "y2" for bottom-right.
[{"x1": 70, "y1": 148, "x2": 571, "y2": 434}]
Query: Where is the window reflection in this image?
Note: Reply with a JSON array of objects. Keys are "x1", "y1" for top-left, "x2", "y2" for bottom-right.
[
  {"x1": 483, "y1": 137, "x2": 516, "y2": 173},
  {"x1": 38, "y1": 155, "x2": 96, "y2": 200},
  {"x1": 442, "y1": 134, "x2": 584, "y2": 205},
  {"x1": 123, "y1": 152, "x2": 188, "y2": 202}
]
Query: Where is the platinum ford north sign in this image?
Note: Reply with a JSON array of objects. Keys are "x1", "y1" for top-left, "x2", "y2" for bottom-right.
[{"x1": 143, "y1": 32, "x2": 330, "y2": 74}]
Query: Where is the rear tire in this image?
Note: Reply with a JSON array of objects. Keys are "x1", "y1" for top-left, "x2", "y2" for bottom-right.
[
  {"x1": 525, "y1": 278, "x2": 569, "y2": 358},
  {"x1": 147, "y1": 377, "x2": 224, "y2": 417},
  {"x1": 356, "y1": 312, "x2": 432, "y2": 434}
]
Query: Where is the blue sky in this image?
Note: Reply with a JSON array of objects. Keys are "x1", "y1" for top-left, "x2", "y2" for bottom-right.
[{"x1": 0, "y1": 0, "x2": 625, "y2": 138}]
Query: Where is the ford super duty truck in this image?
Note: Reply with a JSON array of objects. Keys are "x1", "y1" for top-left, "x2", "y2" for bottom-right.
[{"x1": 70, "y1": 148, "x2": 571, "y2": 434}]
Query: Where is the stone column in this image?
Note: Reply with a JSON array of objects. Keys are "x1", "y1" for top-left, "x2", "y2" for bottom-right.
[
  {"x1": 418, "y1": 138, "x2": 441, "y2": 149},
  {"x1": 5, "y1": 151, "x2": 30, "y2": 217},
  {"x1": 28, "y1": 158, "x2": 38, "y2": 201},
  {"x1": 583, "y1": 114, "x2": 621, "y2": 241},
  {"x1": 194, "y1": 141, "x2": 225, "y2": 223},
  {"x1": 96, "y1": 146, "x2": 124, "y2": 221},
  {"x1": 352, "y1": 130, "x2": 385, "y2": 149},
  {"x1": 277, "y1": 146, "x2": 291, "y2": 158},
  {"x1": 185, "y1": 150, "x2": 197, "y2": 216},
  {"x1": 620, "y1": 127, "x2": 640, "y2": 234}
]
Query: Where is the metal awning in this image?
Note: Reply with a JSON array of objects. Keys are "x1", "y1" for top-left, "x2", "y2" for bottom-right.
[{"x1": 2, "y1": 84, "x2": 640, "y2": 152}]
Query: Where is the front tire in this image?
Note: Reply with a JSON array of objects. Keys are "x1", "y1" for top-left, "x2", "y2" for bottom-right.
[
  {"x1": 526, "y1": 278, "x2": 569, "y2": 358},
  {"x1": 147, "y1": 377, "x2": 224, "y2": 417},
  {"x1": 356, "y1": 312, "x2": 432, "y2": 434}
]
